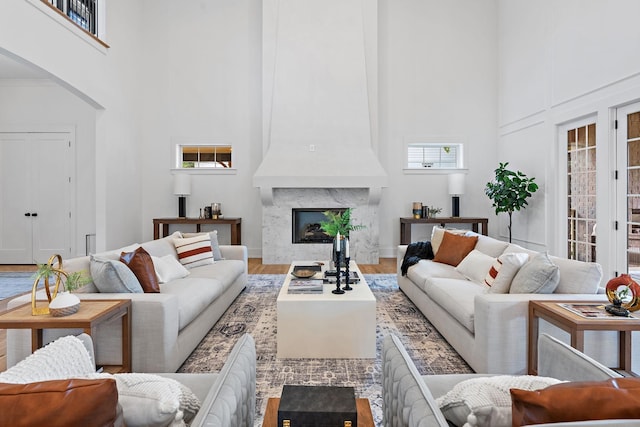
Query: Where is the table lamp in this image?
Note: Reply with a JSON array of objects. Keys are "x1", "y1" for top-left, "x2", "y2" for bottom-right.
[
  {"x1": 448, "y1": 173, "x2": 465, "y2": 217},
  {"x1": 173, "y1": 174, "x2": 191, "y2": 218}
]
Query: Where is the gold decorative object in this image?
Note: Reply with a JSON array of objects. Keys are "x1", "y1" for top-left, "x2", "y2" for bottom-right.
[{"x1": 31, "y1": 254, "x2": 67, "y2": 316}]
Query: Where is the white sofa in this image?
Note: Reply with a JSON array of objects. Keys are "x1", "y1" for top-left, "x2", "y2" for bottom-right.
[
  {"x1": 382, "y1": 333, "x2": 639, "y2": 427},
  {"x1": 396, "y1": 229, "x2": 620, "y2": 375},
  {"x1": 7, "y1": 232, "x2": 248, "y2": 373}
]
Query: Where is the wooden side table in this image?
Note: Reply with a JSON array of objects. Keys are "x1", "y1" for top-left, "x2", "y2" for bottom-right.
[
  {"x1": 399, "y1": 217, "x2": 488, "y2": 244},
  {"x1": 528, "y1": 300, "x2": 640, "y2": 375},
  {"x1": 153, "y1": 217, "x2": 242, "y2": 245},
  {"x1": 0, "y1": 299, "x2": 132, "y2": 373},
  {"x1": 262, "y1": 397, "x2": 374, "y2": 427}
]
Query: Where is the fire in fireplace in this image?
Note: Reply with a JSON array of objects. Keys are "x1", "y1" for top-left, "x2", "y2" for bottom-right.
[{"x1": 292, "y1": 208, "x2": 346, "y2": 244}]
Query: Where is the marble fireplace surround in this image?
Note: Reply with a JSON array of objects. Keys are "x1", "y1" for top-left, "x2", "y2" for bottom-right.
[{"x1": 260, "y1": 188, "x2": 380, "y2": 264}]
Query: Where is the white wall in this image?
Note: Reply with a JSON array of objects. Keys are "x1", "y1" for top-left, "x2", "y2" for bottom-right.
[
  {"x1": 498, "y1": 0, "x2": 640, "y2": 277},
  {"x1": 0, "y1": 81, "x2": 96, "y2": 257}
]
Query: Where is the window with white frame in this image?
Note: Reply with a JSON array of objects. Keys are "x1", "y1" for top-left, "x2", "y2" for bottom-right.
[
  {"x1": 406, "y1": 141, "x2": 463, "y2": 169},
  {"x1": 176, "y1": 145, "x2": 233, "y2": 169}
]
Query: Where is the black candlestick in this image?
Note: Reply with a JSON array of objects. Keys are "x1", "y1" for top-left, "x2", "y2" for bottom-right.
[
  {"x1": 343, "y1": 257, "x2": 352, "y2": 291},
  {"x1": 332, "y1": 249, "x2": 345, "y2": 294}
]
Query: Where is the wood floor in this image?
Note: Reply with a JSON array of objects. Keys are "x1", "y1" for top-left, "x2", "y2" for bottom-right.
[{"x1": 0, "y1": 258, "x2": 397, "y2": 372}]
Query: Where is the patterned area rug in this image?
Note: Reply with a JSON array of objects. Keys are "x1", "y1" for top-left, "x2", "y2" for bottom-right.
[
  {"x1": 178, "y1": 274, "x2": 473, "y2": 426},
  {"x1": 0, "y1": 272, "x2": 34, "y2": 300}
]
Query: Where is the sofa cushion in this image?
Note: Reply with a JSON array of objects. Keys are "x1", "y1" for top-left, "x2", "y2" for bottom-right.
[
  {"x1": 181, "y1": 231, "x2": 224, "y2": 261},
  {"x1": 186, "y1": 259, "x2": 246, "y2": 285},
  {"x1": 151, "y1": 254, "x2": 190, "y2": 284},
  {"x1": 426, "y1": 278, "x2": 484, "y2": 333},
  {"x1": 511, "y1": 377, "x2": 640, "y2": 426},
  {"x1": 407, "y1": 260, "x2": 465, "y2": 293},
  {"x1": 120, "y1": 247, "x2": 161, "y2": 293},
  {"x1": 161, "y1": 278, "x2": 226, "y2": 331},
  {"x1": 174, "y1": 234, "x2": 215, "y2": 269},
  {"x1": 431, "y1": 227, "x2": 469, "y2": 255},
  {"x1": 484, "y1": 252, "x2": 529, "y2": 294},
  {"x1": 113, "y1": 373, "x2": 201, "y2": 427},
  {"x1": 435, "y1": 375, "x2": 563, "y2": 427},
  {"x1": 456, "y1": 250, "x2": 496, "y2": 284},
  {"x1": 0, "y1": 379, "x2": 120, "y2": 427},
  {"x1": 467, "y1": 233, "x2": 510, "y2": 258},
  {"x1": 90, "y1": 255, "x2": 144, "y2": 294},
  {"x1": 549, "y1": 255, "x2": 602, "y2": 294},
  {"x1": 433, "y1": 233, "x2": 479, "y2": 267},
  {"x1": 510, "y1": 252, "x2": 560, "y2": 294}
]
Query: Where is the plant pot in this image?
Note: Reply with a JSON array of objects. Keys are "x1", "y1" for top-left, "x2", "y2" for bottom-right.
[{"x1": 49, "y1": 291, "x2": 80, "y2": 317}]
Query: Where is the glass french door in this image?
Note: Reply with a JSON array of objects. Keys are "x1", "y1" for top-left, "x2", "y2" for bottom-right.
[{"x1": 616, "y1": 103, "x2": 640, "y2": 279}]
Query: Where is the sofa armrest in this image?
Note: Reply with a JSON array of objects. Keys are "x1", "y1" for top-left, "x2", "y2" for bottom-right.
[
  {"x1": 397, "y1": 245, "x2": 408, "y2": 274},
  {"x1": 473, "y1": 293, "x2": 609, "y2": 374},
  {"x1": 220, "y1": 245, "x2": 248, "y2": 264},
  {"x1": 381, "y1": 334, "x2": 449, "y2": 427},
  {"x1": 191, "y1": 334, "x2": 256, "y2": 427}
]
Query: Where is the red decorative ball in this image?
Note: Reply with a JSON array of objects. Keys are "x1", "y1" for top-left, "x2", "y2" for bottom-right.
[{"x1": 605, "y1": 274, "x2": 640, "y2": 311}]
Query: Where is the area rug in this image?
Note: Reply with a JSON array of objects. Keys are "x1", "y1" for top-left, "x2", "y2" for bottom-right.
[
  {"x1": 178, "y1": 274, "x2": 473, "y2": 426},
  {"x1": 0, "y1": 272, "x2": 34, "y2": 300}
]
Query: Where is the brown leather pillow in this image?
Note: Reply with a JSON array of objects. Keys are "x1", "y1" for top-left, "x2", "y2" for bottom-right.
[
  {"x1": 0, "y1": 378, "x2": 119, "y2": 427},
  {"x1": 120, "y1": 246, "x2": 160, "y2": 293},
  {"x1": 432, "y1": 232, "x2": 478, "y2": 266},
  {"x1": 511, "y1": 377, "x2": 640, "y2": 426}
]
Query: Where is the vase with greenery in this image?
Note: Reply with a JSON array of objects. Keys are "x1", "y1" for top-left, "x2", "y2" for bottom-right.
[
  {"x1": 319, "y1": 208, "x2": 365, "y2": 267},
  {"x1": 484, "y1": 162, "x2": 539, "y2": 243}
]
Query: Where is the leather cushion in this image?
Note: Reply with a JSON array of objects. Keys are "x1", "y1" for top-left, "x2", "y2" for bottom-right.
[
  {"x1": 120, "y1": 246, "x2": 160, "y2": 293},
  {"x1": 0, "y1": 378, "x2": 119, "y2": 427},
  {"x1": 432, "y1": 232, "x2": 478, "y2": 267},
  {"x1": 511, "y1": 377, "x2": 640, "y2": 426}
]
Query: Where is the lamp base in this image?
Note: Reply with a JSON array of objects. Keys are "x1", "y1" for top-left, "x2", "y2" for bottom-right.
[
  {"x1": 178, "y1": 196, "x2": 187, "y2": 218},
  {"x1": 451, "y1": 196, "x2": 460, "y2": 217}
]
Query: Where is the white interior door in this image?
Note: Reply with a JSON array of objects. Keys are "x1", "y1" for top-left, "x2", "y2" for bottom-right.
[
  {"x1": 0, "y1": 132, "x2": 73, "y2": 264},
  {"x1": 616, "y1": 102, "x2": 640, "y2": 279}
]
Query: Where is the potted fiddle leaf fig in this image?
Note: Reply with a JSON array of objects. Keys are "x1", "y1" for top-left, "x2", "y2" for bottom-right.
[{"x1": 485, "y1": 162, "x2": 539, "y2": 243}]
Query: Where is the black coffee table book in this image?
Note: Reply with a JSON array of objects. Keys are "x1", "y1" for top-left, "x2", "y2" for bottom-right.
[{"x1": 278, "y1": 385, "x2": 357, "y2": 427}]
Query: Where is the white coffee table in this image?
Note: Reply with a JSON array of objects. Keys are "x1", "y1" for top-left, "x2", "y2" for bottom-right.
[{"x1": 276, "y1": 261, "x2": 377, "y2": 358}]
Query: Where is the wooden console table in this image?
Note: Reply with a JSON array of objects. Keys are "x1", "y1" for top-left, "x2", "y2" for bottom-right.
[
  {"x1": 400, "y1": 217, "x2": 488, "y2": 244},
  {"x1": 153, "y1": 217, "x2": 242, "y2": 245}
]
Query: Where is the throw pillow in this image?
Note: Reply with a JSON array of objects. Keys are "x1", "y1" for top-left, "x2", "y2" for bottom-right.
[
  {"x1": 510, "y1": 252, "x2": 560, "y2": 294},
  {"x1": 151, "y1": 255, "x2": 190, "y2": 284},
  {"x1": 0, "y1": 379, "x2": 119, "y2": 427},
  {"x1": 433, "y1": 232, "x2": 478, "y2": 267},
  {"x1": 113, "y1": 373, "x2": 201, "y2": 427},
  {"x1": 173, "y1": 234, "x2": 214, "y2": 269},
  {"x1": 90, "y1": 255, "x2": 144, "y2": 294},
  {"x1": 511, "y1": 377, "x2": 640, "y2": 426},
  {"x1": 455, "y1": 249, "x2": 496, "y2": 284},
  {"x1": 120, "y1": 247, "x2": 161, "y2": 293},
  {"x1": 435, "y1": 375, "x2": 563, "y2": 427},
  {"x1": 431, "y1": 226, "x2": 468, "y2": 255},
  {"x1": 484, "y1": 252, "x2": 530, "y2": 293},
  {"x1": 181, "y1": 230, "x2": 223, "y2": 260}
]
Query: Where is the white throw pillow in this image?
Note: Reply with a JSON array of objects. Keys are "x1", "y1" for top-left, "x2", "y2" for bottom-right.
[
  {"x1": 113, "y1": 373, "x2": 201, "y2": 427},
  {"x1": 436, "y1": 375, "x2": 563, "y2": 427},
  {"x1": 431, "y1": 226, "x2": 468, "y2": 255},
  {"x1": 173, "y1": 234, "x2": 214, "y2": 269},
  {"x1": 151, "y1": 255, "x2": 190, "y2": 283},
  {"x1": 510, "y1": 252, "x2": 560, "y2": 294},
  {"x1": 484, "y1": 252, "x2": 530, "y2": 293},
  {"x1": 455, "y1": 250, "x2": 496, "y2": 285}
]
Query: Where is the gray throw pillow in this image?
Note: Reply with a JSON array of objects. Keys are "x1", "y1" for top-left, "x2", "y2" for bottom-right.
[
  {"x1": 510, "y1": 252, "x2": 560, "y2": 294},
  {"x1": 90, "y1": 255, "x2": 144, "y2": 293}
]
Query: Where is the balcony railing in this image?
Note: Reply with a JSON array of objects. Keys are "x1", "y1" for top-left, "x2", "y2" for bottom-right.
[{"x1": 44, "y1": 0, "x2": 98, "y2": 37}]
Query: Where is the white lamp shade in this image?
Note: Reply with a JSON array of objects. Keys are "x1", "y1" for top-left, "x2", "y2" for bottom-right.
[
  {"x1": 173, "y1": 174, "x2": 191, "y2": 196},
  {"x1": 448, "y1": 173, "x2": 465, "y2": 195}
]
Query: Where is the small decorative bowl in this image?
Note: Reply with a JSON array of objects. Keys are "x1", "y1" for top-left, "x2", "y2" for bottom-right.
[
  {"x1": 49, "y1": 292, "x2": 81, "y2": 317},
  {"x1": 291, "y1": 269, "x2": 316, "y2": 279}
]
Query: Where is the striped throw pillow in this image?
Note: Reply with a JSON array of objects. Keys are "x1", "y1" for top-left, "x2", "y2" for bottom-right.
[
  {"x1": 484, "y1": 252, "x2": 529, "y2": 293},
  {"x1": 173, "y1": 234, "x2": 214, "y2": 269}
]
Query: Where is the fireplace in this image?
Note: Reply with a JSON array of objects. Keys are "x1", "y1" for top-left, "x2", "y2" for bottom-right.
[{"x1": 292, "y1": 208, "x2": 346, "y2": 244}]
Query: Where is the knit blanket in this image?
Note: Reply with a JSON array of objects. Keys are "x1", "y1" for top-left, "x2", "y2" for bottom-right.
[{"x1": 400, "y1": 241, "x2": 434, "y2": 276}]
